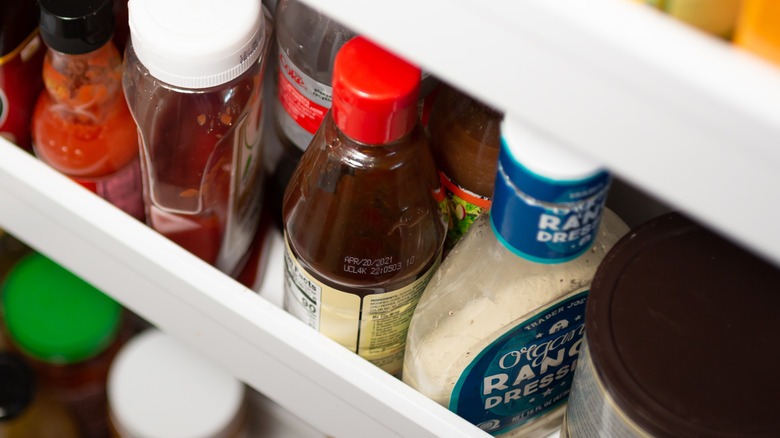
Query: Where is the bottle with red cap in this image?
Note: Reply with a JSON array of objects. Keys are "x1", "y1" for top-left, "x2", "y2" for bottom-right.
[{"x1": 282, "y1": 36, "x2": 447, "y2": 377}]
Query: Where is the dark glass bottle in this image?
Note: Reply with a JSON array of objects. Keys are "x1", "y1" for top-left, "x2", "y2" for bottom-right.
[{"x1": 282, "y1": 36, "x2": 447, "y2": 377}]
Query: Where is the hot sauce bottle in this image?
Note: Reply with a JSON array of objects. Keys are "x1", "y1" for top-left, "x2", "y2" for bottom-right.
[
  {"x1": 282, "y1": 36, "x2": 447, "y2": 377},
  {"x1": 0, "y1": 0, "x2": 46, "y2": 151},
  {"x1": 30, "y1": 0, "x2": 144, "y2": 221}
]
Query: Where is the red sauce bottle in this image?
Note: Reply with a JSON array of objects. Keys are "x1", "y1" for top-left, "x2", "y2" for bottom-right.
[
  {"x1": 31, "y1": 0, "x2": 144, "y2": 221},
  {"x1": 0, "y1": 0, "x2": 45, "y2": 151},
  {"x1": 282, "y1": 36, "x2": 447, "y2": 377}
]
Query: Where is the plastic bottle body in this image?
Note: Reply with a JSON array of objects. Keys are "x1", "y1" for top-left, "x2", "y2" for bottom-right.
[
  {"x1": 283, "y1": 112, "x2": 447, "y2": 375},
  {"x1": 268, "y1": 0, "x2": 357, "y2": 227},
  {"x1": 428, "y1": 84, "x2": 502, "y2": 251},
  {"x1": 31, "y1": 41, "x2": 144, "y2": 221},
  {"x1": 122, "y1": 16, "x2": 272, "y2": 275}
]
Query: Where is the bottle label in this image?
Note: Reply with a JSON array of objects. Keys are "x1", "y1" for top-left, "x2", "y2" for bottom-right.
[
  {"x1": 450, "y1": 291, "x2": 589, "y2": 436},
  {"x1": 0, "y1": 30, "x2": 44, "y2": 148},
  {"x1": 283, "y1": 235, "x2": 437, "y2": 376},
  {"x1": 440, "y1": 171, "x2": 491, "y2": 249},
  {"x1": 73, "y1": 158, "x2": 146, "y2": 222},
  {"x1": 491, "y1": 144, "x2": 611, "y2": 263},
  {"x1": 276, "y1": 43, "x2": 333, "y2": 151}
]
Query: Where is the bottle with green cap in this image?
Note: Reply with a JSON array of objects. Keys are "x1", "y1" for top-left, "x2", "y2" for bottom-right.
[
  {"x1": 1, "y1": 252, "x2": 125, "y2": 438},
  {"x1": 0, "y1": 351, "x2": 80, "y2": 438},
  {"x1": 403, "y1": 116, "x2": 630, "y2": 437}
]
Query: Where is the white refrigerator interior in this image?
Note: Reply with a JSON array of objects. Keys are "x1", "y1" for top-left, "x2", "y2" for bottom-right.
[{"x1": 1, "y1": 0, "x2": 778, "y2": 436}]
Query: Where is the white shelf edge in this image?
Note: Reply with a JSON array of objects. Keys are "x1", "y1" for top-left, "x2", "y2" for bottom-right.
[
  {"x1": 302, "y1": 0, "x2": 780, "y2": 267},
  {"x1": 0, "y1": 140, "x2": 490, "y2": 438}
]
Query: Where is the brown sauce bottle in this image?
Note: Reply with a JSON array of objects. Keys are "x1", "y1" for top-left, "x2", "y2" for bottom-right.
[
  {"x1": 428, "y1": 84, "x2": 503, "y2": 251},
  {"x1": 282, "y1": 36, "x2": 446, "y2": 377}
]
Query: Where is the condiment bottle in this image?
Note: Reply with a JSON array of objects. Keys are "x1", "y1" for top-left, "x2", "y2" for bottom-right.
[
  {"x1": 563, "y1": 212, "x2": 780, "y2": 437},
  {"x1": 1, "y1": 253, "x2": 126, "y2": 438},
  {"x1": 31, "y1": 0, "x2": 145, "y2": 222},
  {"x1": 108, "y1": 329, "x2": 248, "y2": 438},
  {"x1": 734, "y1": 0, "x2": 780, "y2": 66},
  {"x1": 427, "y1": 83, "x2": 502, "y2": 252},
  {"x1": 0, "y1": 351, "x2": 80, "y2": 438},
  {"x1": 0, "y1": 0, "x2": 46, "y2": 151},
  {"x1": 123, "y1": 0, "x2": 273, "y2": 276},
  {"x1": 282, "y1": 36, "x2": 447, "y2": 377},
  {"x1": 267, "y1": 0, "x2": 357, "y2": 229},
  {"x1": 643, "y1": 0, "x2": 744, "y2": 39},
  {"x1": 402, "y1": 116, "x2": 629, "y2": 437}
]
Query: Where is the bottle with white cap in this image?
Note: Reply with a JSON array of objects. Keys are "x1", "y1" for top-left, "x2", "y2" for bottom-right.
[
  {"x1": 107, "y1": 329, "x2": 248, "y2": 438},
  {"x1": 402, "y1": 116, "x2": 629, "y2": 437},
  {"x1": 122, "y1": 0, "x2": 273, "y2": 277}
]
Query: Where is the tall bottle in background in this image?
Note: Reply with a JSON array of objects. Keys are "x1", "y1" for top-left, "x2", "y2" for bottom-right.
[
  {"x1": 403, "y1": 116, "x2": 629, "y2": 437},
  {"x1": 283, "y1": 37, "x2": 447, "y2": 377},
  {"x1": 268, "y1": 0, "x2": 357, "y2": 228},
  {"x1": 123, "y1": 0, "x2": 273, "y2": 276},
  {"x1": 0, "y1": 0, "x2": 46, "y2": 151},
  {"x1": 1, "y1": 253, "x2": 127, "y2": 438},
  {"x1": 31, "y1": 0, "x2": 144, "y2": 222},
  {"x1": 734, "y1": 0, "x2": 780, "y2": 66},
  {"x1": 427, "y1": 84, "x2": 503, "y2": 252},
  {"x1": 0, "y1": 352, "x2": 80, "y2": 438}
]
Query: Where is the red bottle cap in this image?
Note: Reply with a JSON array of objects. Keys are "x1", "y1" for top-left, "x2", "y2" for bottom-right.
[{"x1": 332, "y1": 36, "x2": 421, "y2": 144}]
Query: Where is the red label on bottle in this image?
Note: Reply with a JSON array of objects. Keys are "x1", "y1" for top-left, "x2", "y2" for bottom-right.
[
  {"x1": 73, "y1": 158, "x2": 146, "y2": 222},
  {"x1": 0, "y1": 31, "x2": 45, "y2": 150},
  {"x1": 277, "y1": 67, "x2": 329, "y2": 135}
]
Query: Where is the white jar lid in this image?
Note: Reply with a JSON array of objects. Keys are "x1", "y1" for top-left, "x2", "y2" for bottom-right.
[
  {"x1": 128, "y1": 0, "x2": 265, "y2": 89},
  {"x1": 108, "y1": 329, "x2": 246, "y2": 438}
]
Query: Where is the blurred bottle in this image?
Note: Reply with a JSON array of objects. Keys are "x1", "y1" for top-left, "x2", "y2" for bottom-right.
[
  {"x1": 268, "y1": 0, "x2": 357, "y2": 229},
  {"x1": 123, "y1": 0, "x2": 273, "y2": 276},
  {"x1": 0, "y1": 351, "x2": 80, "y2": 438},
  {"x1": 427, "y1": 84, "x2": 502, "y2": 252},
  {"x1": 734, "y1": 0, "x2": 780, "y2": 66},
  {"x1": 1, "y1": 253, "x2": 126, "y2": 438},
  {"x1": 645, "y1": 0, "x2": 744, "y2": 39},
  {"x1": 108, "y1": 329, "x2": 248, "y2": 438},
  {"x1": 0, "y1": 0, "x2": 45, "y2": 151},
  {"x1": 403, "y1": 116, "x2": 629, "y2": 437},
  {"x1": 282, "y1": 36, "x2": 447, "y2": 377},
  {"x1": 31, "y1": 0, "x2": 145, "y2": 222}
]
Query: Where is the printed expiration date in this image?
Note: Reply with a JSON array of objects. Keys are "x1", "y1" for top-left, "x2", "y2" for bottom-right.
[{"x1": 343, "y1": 256, "x2": 409, "y2": 275}]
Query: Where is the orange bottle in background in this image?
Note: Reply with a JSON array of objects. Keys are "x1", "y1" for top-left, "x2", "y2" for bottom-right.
[
  {"x1": 31, "y1": 0, "x2": 144, "y2": 222},
  {"x1": 734, "y1": 0, "x2": 780, "y2": 66}
]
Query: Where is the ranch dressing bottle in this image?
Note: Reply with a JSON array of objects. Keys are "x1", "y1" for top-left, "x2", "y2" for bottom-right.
[{"x1": 402, "y1": 116, "x2": 629, "y2": 437}]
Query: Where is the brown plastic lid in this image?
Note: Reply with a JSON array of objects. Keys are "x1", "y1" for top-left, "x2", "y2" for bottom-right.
[{"x1": 587, "y1": 212, "x2": 780, "y2": 438}]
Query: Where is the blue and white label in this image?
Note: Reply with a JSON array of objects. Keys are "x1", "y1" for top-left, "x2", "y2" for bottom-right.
[
  {"x1": 450, "y1": 292, "x2": 588, "y2": 436},
  {"x1": 490, "y1": 143, "x2": 610, "y2": 264}
]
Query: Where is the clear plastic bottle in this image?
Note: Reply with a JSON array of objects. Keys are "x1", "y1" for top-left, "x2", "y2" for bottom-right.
[
  {"x1": 123, "y1": 0, "x2": 273, "y2": 276},
  {"x1": 1, "y1": 253, "x2": 126, "y2": 438},
  {"x1": 282, "y1": 36, "x2": 447, "y2": 377},
  {"x1": 427, "y1": 84, "x2": 503, "y2": 252},
  {"x1": 31, "y1": 0, "x2": 144, "y2": 221},
  {"x1": 402, "y1": 116, "x2": 629, "y2": 437},
  {"x1": 0, "y1": 351, "x2": 80, "y2": 438},
  {"x1": 267, "y1": 0, "x2": 357, "y2": 228}
]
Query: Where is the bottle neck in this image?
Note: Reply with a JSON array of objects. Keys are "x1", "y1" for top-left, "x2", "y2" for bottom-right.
[{"x1": 43, "y1": 41, "x2": 124, "y2": 114}]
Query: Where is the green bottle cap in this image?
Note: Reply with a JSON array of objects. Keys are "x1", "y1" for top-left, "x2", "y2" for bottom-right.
[{"x1": 1, "y1": 253, "x2": 121, "y2": 364}]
